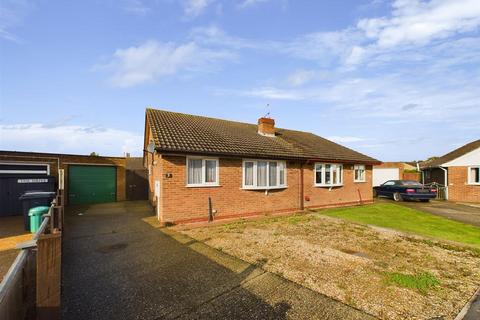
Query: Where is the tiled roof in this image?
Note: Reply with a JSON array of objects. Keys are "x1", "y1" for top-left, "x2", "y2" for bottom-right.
[
  {"x1": 146, "y1": 108, "x2": 380, "y2": 163},
  {"x1": 420, "y1": 139, "x2": 480, "y2": 168}
]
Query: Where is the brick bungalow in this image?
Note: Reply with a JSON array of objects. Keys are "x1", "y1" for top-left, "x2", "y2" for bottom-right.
[
  {"x1": 144, "y1": 108, "x2": 381, "y2": 224},
  {"x1": 421, "y1": 139, "x2": 480, "y2": 203}
]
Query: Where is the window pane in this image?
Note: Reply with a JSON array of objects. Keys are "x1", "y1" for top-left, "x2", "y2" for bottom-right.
[
  {"x1": 244, "y1": 162, "x2": 254, "y2": 186},
  {"x1": 279, "y1": 162, "x2": 285, "y2": 185},
  {"x1": 325, "y1": 164, "x2": 331, "y2": 184},
  {"x1": 315, "y1": 164, "x2": 323, "y2": 184},
  {"x1": 339, "y1": 165, "x2": 343, "y2": 183},
  {"x1": 257, "y1": 161, "x2": 267, "y2": 186},
  {"x1": 269, "y1": 162, "x2": 277, "y2": 186},
  {"x1": 472, "y1": 167, "x2": 480, "y2": 183},
  {"x1": 188, "y1": 159, "x2": 202, "y2": 184},
  {"x1": 205, "y1": 160, "x2": 216, "y2": 183},
  {"x1": 332, "y1": 165, "x2": 338, "y2": 184}
]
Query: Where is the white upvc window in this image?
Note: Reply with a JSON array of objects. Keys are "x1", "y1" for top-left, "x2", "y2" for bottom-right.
[
  {"x1": 186, "y1": 157, "x2": 219, "y2": 187},
  {"x1": 468, "y1": 166, "x2": 480, "y2": 185},
  {"x1": 243, "y1": 160, "x2": 287, "y2": 189},
  {"x1": 354, "y1": 164, "x2": 366, "y2": 182},
  {"x1": 314, "y1": 163, "x2": 343, "y2": 187}
]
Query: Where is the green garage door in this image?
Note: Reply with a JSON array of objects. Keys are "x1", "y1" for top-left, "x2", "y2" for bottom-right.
[{"x1": 69, "y1": 165, "x2": 116, "y2": 205}]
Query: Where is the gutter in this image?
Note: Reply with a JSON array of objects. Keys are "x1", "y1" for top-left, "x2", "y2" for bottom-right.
[
  {"x1": 300, "y1": 162, "x2": 305, "y2": 211},
  {"x1": 156, "y1": 149, "x2": 381, "y2": 165}
]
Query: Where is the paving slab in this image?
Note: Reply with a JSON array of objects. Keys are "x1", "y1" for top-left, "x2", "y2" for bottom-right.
[{"x1": 62, "y1": 201, "x2": 375, "y2": 320}]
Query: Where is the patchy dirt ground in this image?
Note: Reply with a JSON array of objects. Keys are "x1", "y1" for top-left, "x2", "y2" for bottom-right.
[{"x1": 179, "y1": 213, "x2": 480, "y2": 320}]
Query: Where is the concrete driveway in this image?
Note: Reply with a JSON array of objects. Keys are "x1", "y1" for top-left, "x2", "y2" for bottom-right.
[
  {"x1": 62, "y1": 201, "x2": 375, "y2": 320},
  {"x1": 377, "y1": 198, "x2": 480, "y2": 227}
]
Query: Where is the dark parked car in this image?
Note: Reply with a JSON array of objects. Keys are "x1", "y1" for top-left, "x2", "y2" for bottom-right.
[{"x1": 373, "y1": 180, "x2": 437, "y2": 202}]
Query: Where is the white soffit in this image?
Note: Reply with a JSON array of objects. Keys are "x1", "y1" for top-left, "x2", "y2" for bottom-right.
[{"x1": 442, "y1": 147, "x2": 480, "y2": 167}]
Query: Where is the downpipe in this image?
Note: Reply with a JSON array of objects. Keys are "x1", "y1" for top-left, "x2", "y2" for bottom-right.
[{"x1": 439, "y1": 167, "x2": 448, "y2": 200}]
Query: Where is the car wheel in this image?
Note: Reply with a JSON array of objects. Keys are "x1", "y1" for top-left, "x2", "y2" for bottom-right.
[
  {"x1": 420, "y1": 199, "x2": 429, "y2": 202},
  {"x1": 373, "y1": 189, "x2": 377, "y2": 198},
  {"x1": 393, "y1": 192, "x2": 402, "y2": 202}
]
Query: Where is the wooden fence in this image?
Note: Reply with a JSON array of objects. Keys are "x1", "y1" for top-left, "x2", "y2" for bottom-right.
[{"x1": 0, "y1": 190, "x2": 64, "y2": 320}]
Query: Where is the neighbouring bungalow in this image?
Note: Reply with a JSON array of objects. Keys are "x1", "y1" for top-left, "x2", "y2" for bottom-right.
[
  {"x1": 143, "y1": 108, "x2": 381, "y2": 224},
  {"x1": 421, "y1": 139, "x2": 480, "y2": 203}
]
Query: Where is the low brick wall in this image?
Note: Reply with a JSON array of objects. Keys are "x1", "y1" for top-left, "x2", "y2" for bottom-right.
[{"x1": 402, "y1": 172, "x2": 421, "y2": 181}]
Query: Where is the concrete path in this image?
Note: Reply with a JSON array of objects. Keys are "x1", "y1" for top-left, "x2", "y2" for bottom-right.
[{"x1": 62, "y1": 201, "x2": 375, "y2": 320}]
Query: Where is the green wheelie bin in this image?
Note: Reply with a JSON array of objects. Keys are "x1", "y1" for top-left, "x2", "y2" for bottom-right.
[{"x1": 28, "y1": 206, "x2": 50, "y2": 233}]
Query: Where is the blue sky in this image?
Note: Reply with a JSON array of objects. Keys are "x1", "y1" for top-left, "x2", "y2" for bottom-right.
[{"x1": 0, "y1": 0, "x2": 479, "y2": 160}]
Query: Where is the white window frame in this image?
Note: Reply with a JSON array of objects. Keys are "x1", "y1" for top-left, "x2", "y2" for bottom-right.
[
  {"x1": 0, "y1": 162, "x2": 50, "y2": 175},
  {"x1": 354, "y1": 164, "x2": 366, "y2": 183},
  {"x1": 314, "y1": 163, "x2": 343, "y2": 187},
  {"x1": 467, "y1": 166, "x2": 480, "y2": 185},
  {"x1": 186, "y1": 156, "x2": 220, "y2": 187},
  {"x1": 242, "y1": 159, "x2": 287, "y2": 190}
]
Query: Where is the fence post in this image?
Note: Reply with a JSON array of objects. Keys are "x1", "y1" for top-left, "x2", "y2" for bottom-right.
[
  {"x1": 25, "y1": 249, "x2": 37, "y2": 320},
  {"x1": 36, "y1": 232, "x2": 62, "y2": 320}
]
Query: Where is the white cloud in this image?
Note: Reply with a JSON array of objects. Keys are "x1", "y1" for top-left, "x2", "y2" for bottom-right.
[
  {"x1": 0, "y1": 0, "x2": 32, "y2": 42},
  {"x1": 123, "y1": 0, "x2": 151, "y2": 16},
  {"x1": 242, "y1": 87, "x2": 305, "y2": 100},
  {"x1": 358, "y1": 0, "x2": 480, "y2": 48},
  {"x1": 284, "y1": 28, "x2": 365, "y2": 65},
  {"x1": 287, "y1": 69, "x2": 316, "y2": 86},
  {"x1": 0, "y1": 124, "x2": 143, "y2": 156},
  {"x1": 182, "y1": 0, "x2": 214, "y2": 17},
  {"x1": 238, "y1": 0, "x2": 270, "y2": 9},
  {"x1": 191, "y1": 25, "x2": 259, "y2": 49},
  {"x1": 98, "y1": 40, "x2": 234, "y2": 87},
  {"x1": 327, "y1": 136, "x2": 366, "y2": 143}
]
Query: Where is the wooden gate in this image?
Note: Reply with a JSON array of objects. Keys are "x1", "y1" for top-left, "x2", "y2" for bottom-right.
[{"x1": 125, "y1": 157, "x2": 149, "y2": 201}]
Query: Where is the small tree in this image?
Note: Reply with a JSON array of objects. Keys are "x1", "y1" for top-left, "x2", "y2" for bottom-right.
[{"x1": 90, "y1": 152, "x2": 99, "y2": 156}]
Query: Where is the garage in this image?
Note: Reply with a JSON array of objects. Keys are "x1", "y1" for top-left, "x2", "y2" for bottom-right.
[
  {"x1": 68, "y1": 165, "x2": 117, "y2": 205},
  {"x1": 0, "y1": 162, "x2": 55, "y2": 216},
  {"x1": 1, "y1": 151, "x2": 127, "y2": 206},
  {"x1": 372, "y1": 167, "x2": 399, "y2": 186}
]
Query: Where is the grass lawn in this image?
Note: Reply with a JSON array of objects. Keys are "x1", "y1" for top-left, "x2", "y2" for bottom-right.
[{"x1": 318, "y1": 203, "x2": 480, "y2": 248}]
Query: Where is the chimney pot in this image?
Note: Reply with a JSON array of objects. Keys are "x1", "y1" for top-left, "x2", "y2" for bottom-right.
[{"x1": 258, "y1": 117, "x2": 275, "y2": 137}]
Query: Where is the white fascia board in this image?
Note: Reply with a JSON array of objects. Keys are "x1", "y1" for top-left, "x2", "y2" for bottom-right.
[{"x1": 442, "y1": 147, "x2": 480, "y2": 167}]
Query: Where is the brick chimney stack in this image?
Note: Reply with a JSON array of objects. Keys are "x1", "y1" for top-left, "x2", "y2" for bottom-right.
[{"x1": 257, "y1": 117, "x2": 275, "y2": 137}]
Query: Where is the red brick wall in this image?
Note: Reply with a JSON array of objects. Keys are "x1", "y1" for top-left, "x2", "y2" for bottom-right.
[
  {"x1": 403, "y1": 172, "x2": 421, "y2": 181},
  {"x1": 303, "y1": 164, "x2": 373, "y2": 209},
  {"x1": 147, "y1": 154, "x2": 375, "y2": 224},
  {"x1": 448, "y1": 166, "x2": 480, "y2": 203},
  {"x1": 158, "y1": 156, "x2": 302, "y2": 223}
]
